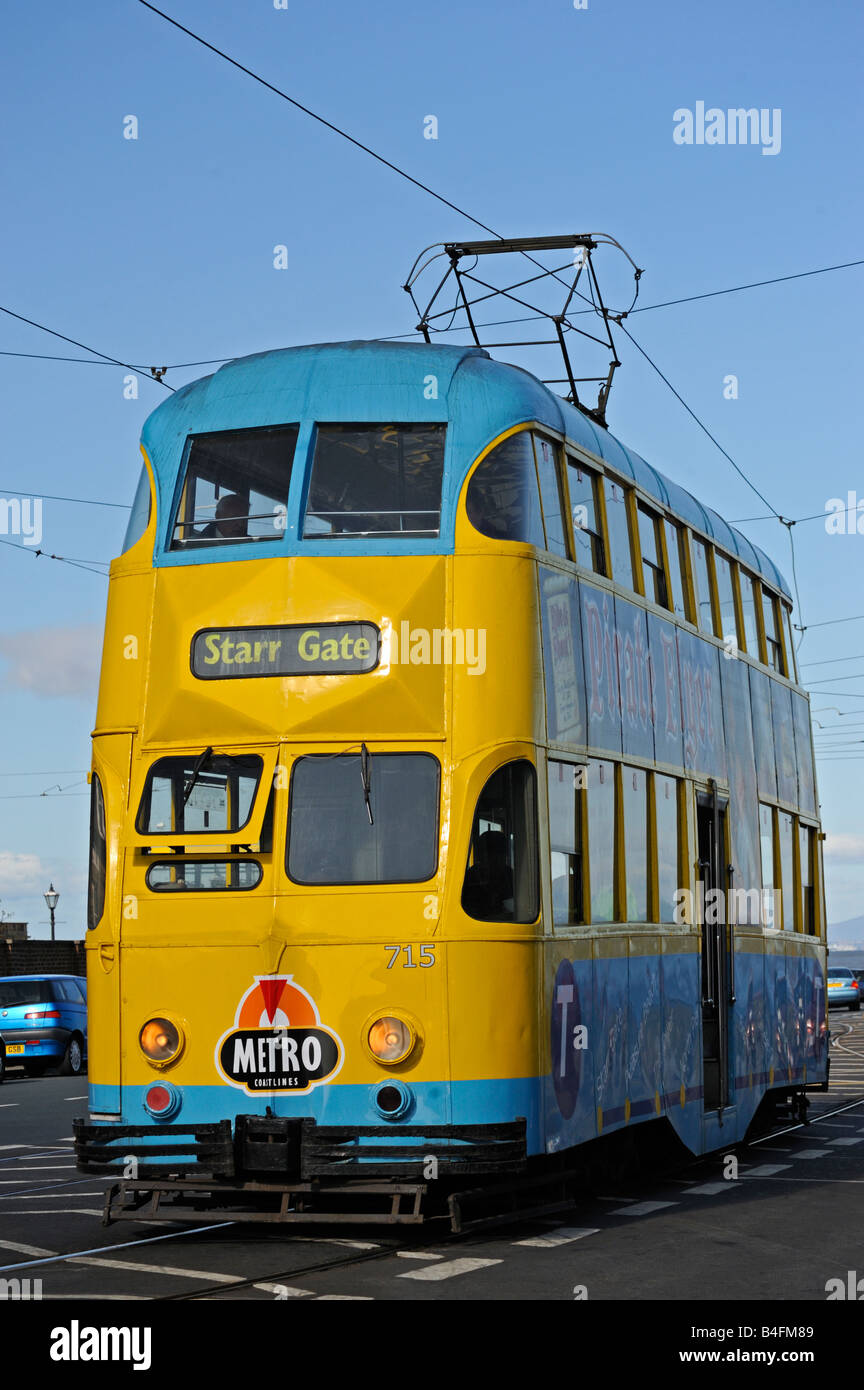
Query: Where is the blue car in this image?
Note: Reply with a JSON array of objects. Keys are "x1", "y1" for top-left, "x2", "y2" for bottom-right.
[
  {"x1": 826, "y1": 967, "x2": 861, "y2": 1012},
  {"x1": 0, "y1": 975, "x2": 87, "y2": 1079}
]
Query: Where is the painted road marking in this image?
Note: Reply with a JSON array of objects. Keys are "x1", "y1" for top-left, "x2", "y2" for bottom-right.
[
  {"x1": 398, "y1": 1257, "x2": 503, "y2": 1282},
  {"x1": 1, "y1": 1208, "x2": 105, "y2": 1216},
  {"x1": 72, "y1": 1257, "x2": 255, "y2": 1285},
  {"x1": 396, "y1": 1251, "x2": 444, "y2": 1260},
  {"x1": 790, "y1": 1150, "x2": 832, "y2": 1160},
  {"x1": 687, "y1": 1182, "x2": 736, "y2": 1195},
  {"x1": 303, "y1": 1237, "x2": 380, "y2": 1250},
  {"x1": 316, "y1": 1294, "x2": 375, "y2": 1300},
  {"x1": 0, "y1": 1240, "x2": 55, "y2": 1257},
  {"x1": 0, "y1": 1192, "x2": 106, "y2": 1199},
  {"x1": 253, "y1": 1283, "x2": 313, "y2": 1297},
  {"x1": 0, "y1": 1223, "x2": 235, "y2": 1274},
  {"x1": 608, "y1": 1201, "x2": 677, "y2": 1216},
  {"x1": 63, "y1": 1097, "x2": 88, "y2": 1102},
  {"x1": 742, "y1": 1164, "x2": 792, "y2": 1177},
  {"x1": 817, "y1": 1120, "x2": 859, "y2": 1128},
  {"x1": 515, "y1": 1227, "x2": 601, "y2": 1247},
  {"x1": 10, "y1": 1165, "x2": 76, "y2": 1171},
  {"x1": 0, "y1": 1105, "x2": 19, "y2": 1109},
  {"x1": 827, "y1": 1137, "x2": 864, "y2": 1146}
]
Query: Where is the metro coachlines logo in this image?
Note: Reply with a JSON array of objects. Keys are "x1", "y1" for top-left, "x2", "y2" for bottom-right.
[{"x1": 215, "y1": 976, "x2": 343, "y2": 1095}]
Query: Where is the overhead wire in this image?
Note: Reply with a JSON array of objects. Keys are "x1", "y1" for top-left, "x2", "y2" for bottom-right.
[{"x1": 0, "y1": 305, "x2": 175, "y2": 392}]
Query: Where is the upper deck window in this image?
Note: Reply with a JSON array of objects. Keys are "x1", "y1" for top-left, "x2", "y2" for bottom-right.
[
  {"x1": 465, "y1": 432, "x2": 545, "y2": 546},
  {"x1": 169, "y1": 426, "x2": 299, "y2": 550},
  {"x1": 303, "y1": 424, "x2": 445, "y2": 538},
  {"x1": 533, "y1": 435, "x2": 568, "y2": 558},
  {"x1": 136, "y1": 752, "x2": 263, "y2": 835},
  {"x1": 637, "y1": 504, "x2": 668, "y2": 608},
  {"x1": 603, "y1": 479, "x2": 634, "y2": 589},
  {"x1": 566, "y1": 459, "x2": 604, "y2": 575}
]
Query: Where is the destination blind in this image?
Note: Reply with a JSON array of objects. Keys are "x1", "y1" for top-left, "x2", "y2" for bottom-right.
[{"x1": 191, "y1": 622, "x2": 380, "y2": 678}]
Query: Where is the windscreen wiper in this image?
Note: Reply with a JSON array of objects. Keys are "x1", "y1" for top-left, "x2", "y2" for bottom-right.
[
  {"x1": 182, "y1": 746, "x2": 214, "y2": 807},
  {"x1": 360, "y1": 742, "x2": 374, "y2": 826}
]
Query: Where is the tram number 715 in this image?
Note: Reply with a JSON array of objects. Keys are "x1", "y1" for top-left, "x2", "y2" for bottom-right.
[{"x1": 386, "y1": 945, "x2": 436, "y2": 969}]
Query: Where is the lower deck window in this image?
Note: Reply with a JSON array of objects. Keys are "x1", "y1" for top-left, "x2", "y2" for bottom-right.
[
  {"x1": 462, "y1": 760, "x2": 538, "y2": 923},
  {"x1": 287, "y1": 753, "x2": 439, "y2": 884},
  {"x1": 146, "y1": 860, "x2": 262, "y2": 891}
]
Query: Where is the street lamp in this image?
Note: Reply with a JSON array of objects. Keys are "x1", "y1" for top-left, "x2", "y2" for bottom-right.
[{"x1": 44, "y1": 883, "x2": 59, "y2": 942}]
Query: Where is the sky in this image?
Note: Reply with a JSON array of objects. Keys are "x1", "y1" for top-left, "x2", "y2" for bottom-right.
[{"x1": 0, "y1": 0, "x2": 862, "y2": 937}]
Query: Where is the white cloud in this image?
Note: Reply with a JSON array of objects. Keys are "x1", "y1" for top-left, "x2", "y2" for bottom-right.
[
  {"x1": 823, "y1": 833, "x2": 864, "y2": 862},
  {"x1": 0, "y1": 851, "x2": 45, "y2": 896},
  {"x1": 0, "y1": 624, "x2": 101, "y2": 699}
]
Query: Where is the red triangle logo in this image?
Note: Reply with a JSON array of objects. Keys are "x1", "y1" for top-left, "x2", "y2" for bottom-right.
[{"x1": 258, "y1": 977, "x2": 285, "y2": 1025}]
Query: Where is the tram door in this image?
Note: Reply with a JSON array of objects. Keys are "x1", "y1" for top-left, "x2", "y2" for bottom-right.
[{"x1": 696, "y1": 786, "x2": 732, "y2": 1112}]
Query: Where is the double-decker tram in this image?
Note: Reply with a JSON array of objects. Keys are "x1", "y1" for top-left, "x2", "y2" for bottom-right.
[{"x1": 75, "y1": 334, "x2": 827, "y2": 1224}]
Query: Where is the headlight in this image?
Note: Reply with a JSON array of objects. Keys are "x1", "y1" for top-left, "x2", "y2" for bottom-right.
[
  {"x1": 366, "y1": 1015, "x2": 415, "y2": 1064},
  {"x1": 139, "y1": 1017, "x2": 183, "y2": 1067}
]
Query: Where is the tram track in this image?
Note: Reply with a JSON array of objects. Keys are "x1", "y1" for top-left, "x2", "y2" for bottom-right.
[{"x1": 2, "y1": 1016, "x2": 862, "y2": 1301}]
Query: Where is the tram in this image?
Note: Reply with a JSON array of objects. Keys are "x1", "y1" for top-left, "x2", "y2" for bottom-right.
[{"x1": 74, "y1": 336, "x2": 827, "y2": 1222}]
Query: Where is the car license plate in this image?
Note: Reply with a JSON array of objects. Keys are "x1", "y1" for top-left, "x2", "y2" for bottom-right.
[
  {"x1": 5, "y1": 1044, "x2": 25, "y2": 1055},
  {"x1": 828, "y1": 982, "x2": 841, "y2": 988}
]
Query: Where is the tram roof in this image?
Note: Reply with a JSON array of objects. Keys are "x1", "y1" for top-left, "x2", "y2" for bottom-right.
[{"x1": 142, "y1": 340, "x2": 790, "y2": 597}]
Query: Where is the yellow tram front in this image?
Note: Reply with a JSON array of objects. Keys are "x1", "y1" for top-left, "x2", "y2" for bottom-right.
[{"x1": 74, "y1": 339, "x2": 827, "y2": 1212}]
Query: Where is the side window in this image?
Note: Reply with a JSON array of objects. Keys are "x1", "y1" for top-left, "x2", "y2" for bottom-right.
[
  {"x1": 778, "y1": 812, "x2": 795, "y2": 929},
  {"x1": 170, "y1": 425, "x2": 299, "y2": 549},
  {"x1": 548, "y1": 760, "x2": 584, "y2": 925},
  {"x1": 759, "y1": 803, "x2": 777, "y2": 927},
  {"x1": 603, "y1": 478, "x2": 634, "y2": 589},
  {"x1": 654, "y1": 773, "x2": 680, "y2": 923},
  {"x1": 663, "y1": 520, "x2": 688, "y2": 620},
  {"x1": 533, "y1": 435, "x2": 568, "y2": 558},
  {"x1": 462, "y1": 761, "x2": 538, "y2": 923},
  {"x1": 637, "y1": 504, "x2": 668, "y2": 608},
  {"x1": 586, "y1": 759, "x2": 616, "y2": 923},
  {"x1": 691, "y1": 538, "x2": 715, "y2": 634},
  {"x1": 799, "y1": 824, "x2": 815, "y2": 934},
  {"x1": 87, "y1": 774, "x2": 107, "y2": 931},
  {"x1": 622, "y1": 765, "x2": 649, "y2": 923},
  {"x1": 762, "y1": 588, "x2": 784, "y2": 673},
  {"x1": 566, "y1": 459, "x2": 605, "y2": 574},
  {"x1": 739, "y1": 571, "x2": 761, "y2": 657},
  {"x1": 714, "y1": 554, "x2": 740, "y2": 651},
  {"x1": 465, "y1": 433, "x2": 545, "y2": 546}
]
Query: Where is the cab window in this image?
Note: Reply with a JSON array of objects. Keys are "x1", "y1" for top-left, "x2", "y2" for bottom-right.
[
  {"x1": 303, "y1": 424, "x2": 446, "y2": 538},
  {"x1": 170, "y1": 425, "x2": 298, "y2": 549},
  {"x1": 462, "y1": 761, "x2": 538, "y2": 923},
  {"x1": 287, "y1": 753, "x2": 439, "y2": 884},
  {"x1": 136, "y1": 753, "x2": 264, "y2": 835}
]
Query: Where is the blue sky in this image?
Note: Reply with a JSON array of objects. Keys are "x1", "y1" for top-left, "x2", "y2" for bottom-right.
[{"x1": 1, "y1": 0, "x2": 862, "y2": 936}]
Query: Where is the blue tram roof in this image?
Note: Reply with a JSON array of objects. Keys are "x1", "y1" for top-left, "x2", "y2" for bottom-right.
[{"x1": 141, "y1": 340, "x2": 790, "y2": 597}]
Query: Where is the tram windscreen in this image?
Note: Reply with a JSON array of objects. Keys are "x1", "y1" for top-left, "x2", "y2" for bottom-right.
[
  {"x1": 303, "y1": 424, "x2": 446, "y2": 538},
  {"x1": 170, "y1": 425, "x2": 299, "y2": 548},
  {"x1": 287, "y1": 753, "x2": 440, "y2": 883},
  {"x1": 136, "y1": 753, "x2": 264, "y2": 835}
]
